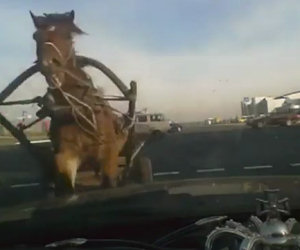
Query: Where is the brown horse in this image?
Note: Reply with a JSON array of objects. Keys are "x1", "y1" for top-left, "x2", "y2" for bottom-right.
[{"x1": 30, "y1": 10, "x2": 129, "y2": 195}]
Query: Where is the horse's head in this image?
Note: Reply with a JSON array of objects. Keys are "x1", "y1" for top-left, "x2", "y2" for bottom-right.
[{"x1": 30, "y1": 10, "x2": 84, "y2": 85}]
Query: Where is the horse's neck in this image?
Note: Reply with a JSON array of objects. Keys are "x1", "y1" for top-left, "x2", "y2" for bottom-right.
[
  {"x1": 62, "y1": 62, "x2": 109, "y2": 104},
  {"x1": 59, "y1": 64, "x2": 93, "y2": 96},
  {"x1": 49, "y1": 57, "x2": 109, "y2": 109}
]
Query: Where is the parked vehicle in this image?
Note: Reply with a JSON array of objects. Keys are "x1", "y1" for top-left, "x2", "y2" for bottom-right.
[{"x1": 247, "y1": 111, "x2": 300, "y2": 128}]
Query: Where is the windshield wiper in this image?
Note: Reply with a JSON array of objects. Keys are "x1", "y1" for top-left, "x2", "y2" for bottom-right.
[
  {"x1": 46, "y1": 238, "x2": 87, "y2": 247},
  {"x1": 153, "y1": 216, "x2": 227, "y2": 247},
  {"x1": 46, "y1": 238, "x2": 182, "y2": 250},
  {"x1": 45, "y1": 216, "x2": 227, "y2": 250}
]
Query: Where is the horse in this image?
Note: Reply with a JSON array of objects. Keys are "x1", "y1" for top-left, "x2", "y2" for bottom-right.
[{"x1": 30, "y1": 10, "x2": 129, "y2": 195}]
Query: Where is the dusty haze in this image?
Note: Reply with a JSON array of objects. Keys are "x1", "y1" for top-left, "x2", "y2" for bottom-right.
[{"x1": 1, "y1": 1, "x2": 300, "y2": 122}]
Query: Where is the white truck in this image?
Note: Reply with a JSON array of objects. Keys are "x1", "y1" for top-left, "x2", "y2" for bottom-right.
[{"x1": 134, "y1": 113, "x2": 182, "y2": 135}]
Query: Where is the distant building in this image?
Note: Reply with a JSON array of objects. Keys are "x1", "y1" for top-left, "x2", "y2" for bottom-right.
[
  {"x1": 241, "y1": 96, "x2": 284, "y2": 117},
  {"x1": 241, "y1": 91, "x2": 300, "y2": 117},
  {"x1": 256, "y1": 97, "x2": 285, "y2": 115},
  {"x1": 204, "y1": 117, "x2": 221, "y2": 125}
]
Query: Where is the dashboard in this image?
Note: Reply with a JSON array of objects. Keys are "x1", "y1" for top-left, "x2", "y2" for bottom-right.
[{"x1": 2, "y1": 189, "x2": 300, "y2": 249}]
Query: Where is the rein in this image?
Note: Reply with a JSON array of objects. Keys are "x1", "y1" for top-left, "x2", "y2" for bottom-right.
[
  {"x1": 44, "y1": 42, "x2": 74, "y2": 68},
  {"x1": 50, "y1": 75, "x2": 102, "y2": 143},
  {"x1": 41, "y1": 42, "x2": 134, "y2": 143}
]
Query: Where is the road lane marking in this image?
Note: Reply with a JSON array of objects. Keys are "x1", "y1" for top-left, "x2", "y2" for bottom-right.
[
  {"x1": 10, "y1": 182, "x2": 40, "y2": 188},
  {"x1": 290, "y1": 163, "x2": 300, "y2": 167},
  {"x1": 243, "y1": 165, "x2": 272, "y2": 170},
  {"x1": 196, "y1": 168, "x2": 225, "y2": 173},
  {"x1": 15, "y1": 139, "x2": 50, "y2": 145},
  {"x1": 22, "y1": 207, "x2": 36, "y2": 212},
  {"x1": 153, "y1": 171, "x2": 180, "y2": 176}
]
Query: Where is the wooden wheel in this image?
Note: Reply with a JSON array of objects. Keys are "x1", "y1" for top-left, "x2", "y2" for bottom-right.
[
  {"x1": 128, "y1": 156, "x2": 153, "y2": 184},
  {"x1": 138, "y1": 157, "x2": 153, "y2": 184}
]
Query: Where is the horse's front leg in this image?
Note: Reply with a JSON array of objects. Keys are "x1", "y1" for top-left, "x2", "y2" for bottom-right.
[{"x1": 54, "y1": 149, "x2": 80, "y2": 196}]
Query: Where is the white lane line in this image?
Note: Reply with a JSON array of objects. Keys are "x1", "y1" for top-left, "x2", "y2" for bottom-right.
[
  {"x1": 22, "y1": 207, "x2": 36, "y2": 212},
  {"x1": 243, "y1": 165, "x2": 272, "y2": 170},
  {"x1": 196, "y1": 168, "x2": 225, "y2": 173},
  {"x1": 10, "y1": 182, "x2": 40, "y2": 188},
  {"x1": 290, "y1": 163, "x2": 300, "y2": 167},
  {"x1": 153, "y1": 171, "x2": 180, "y2": 176},
  {"x1": 15, "y1": 139, "x2": 50, "y2": 145}
]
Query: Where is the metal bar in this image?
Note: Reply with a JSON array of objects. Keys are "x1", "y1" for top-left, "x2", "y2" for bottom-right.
[
  {"x1": 76, "y1": 56, "x2": 131, "y2": 98},
  {"x1": 0, "y1": 65, "x2": 53, "y2": 184},
  {"x1": 0, "y1": 64, "x2": 39, "y2": 102},
  {"x1": 124, "y1": 81, "x2": 137, "y2": 172},
  {"x1": 0, "y1": 113, "x2": 31, "y2": 147},
  {"x1": 0, "y1": 96, "x2": 42, "y2": 106},
  {"x1": 128, "y1": 81, "x2": 137, "y2": 119},
  {"x1": 21, "y1": 117, "x2": 44, "y2": 131},
  {"x1": 101, "y1": 97, "x2": 128, "y2": 101},
  {"x1": 94, "y1": 97, "x2": 128, "y2": 102}
]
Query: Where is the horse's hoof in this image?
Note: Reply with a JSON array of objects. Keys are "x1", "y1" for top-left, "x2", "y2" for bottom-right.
[
  {"x1": 55, "y1": 173, "x2": 75, "y2": 197},
  {"x1": 66, "y1": 194, "x2": 79, "y2": 203},
  {"x1": 54, "y1": 183, "x2": 75, "y2": 197},
  {"x1": 54, "y1": 188, "x2": 75, "y2": 197},
  {"x1": 101, "y1": 176, "x2": 117, "y2": 189}
]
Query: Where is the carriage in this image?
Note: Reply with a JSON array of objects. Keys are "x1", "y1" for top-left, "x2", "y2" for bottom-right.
[{"x1": 0, "y1": 11, "x2": 153, "y2": 195}]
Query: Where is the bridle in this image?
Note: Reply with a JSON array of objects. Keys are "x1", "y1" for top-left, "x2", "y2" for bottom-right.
[
  {"x1": 39, "y1": 40, "x2": 134, "y2": 143},
  {"x1": 44, "y1": 42, "x2": 65, "y2": 62},
  {"x1": 42, "y1": 41, "x2": 75, "y2": 71},
  {"x1": 41, "y1": 41, "x2": 101, "y2": 140}
]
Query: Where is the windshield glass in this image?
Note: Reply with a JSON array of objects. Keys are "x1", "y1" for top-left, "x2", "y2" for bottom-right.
[{"x1": 1, "y1": 0, "x2": 300, "y2": 247}]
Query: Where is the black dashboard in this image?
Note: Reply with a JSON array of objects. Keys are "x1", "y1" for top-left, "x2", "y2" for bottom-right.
[{"x1": 2, "y1": 188, "x2": 300, "y2": 249}]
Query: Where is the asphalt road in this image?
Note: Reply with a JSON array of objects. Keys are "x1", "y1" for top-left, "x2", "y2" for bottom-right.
[
  {"x1": 142, "y1": 124, "x2": 300, "y2": 179},
  {"x1": 2, "y1": 124, "x2": 300, "y2": 205}
]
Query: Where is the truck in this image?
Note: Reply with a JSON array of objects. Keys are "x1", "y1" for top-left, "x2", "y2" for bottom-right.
[{"x1": 135, "y1": 112, "x2": 182, "y2": 135}]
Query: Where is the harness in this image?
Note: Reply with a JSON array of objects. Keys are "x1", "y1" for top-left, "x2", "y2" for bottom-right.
[{"x1": 40, "y1": 42, "x2": 133, "y2": 144}]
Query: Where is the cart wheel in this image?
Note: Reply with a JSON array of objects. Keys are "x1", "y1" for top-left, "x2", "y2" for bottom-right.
[
  {"x1": 138, "y1": 157, "x2": 153, "y2": 184},
  {"x1": 129, "y1": 157, "x2": 153, "y2": 184}
]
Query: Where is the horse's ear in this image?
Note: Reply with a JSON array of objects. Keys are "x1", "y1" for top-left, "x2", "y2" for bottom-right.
[
  {"x1": 30, "y1": 11, "x2": 39, "y2": 28},
  {"x1": 68, "y1": 10, "x2": 75, "y2": 21},
  {"x1": 68, "y1": 10, "x2": 85, "y2": 34},
  {"x1": 71, "y1": 24, "x2": 85, "y2": 35}
]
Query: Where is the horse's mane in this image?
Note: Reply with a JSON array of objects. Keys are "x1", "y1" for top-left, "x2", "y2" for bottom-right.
[{"x1": 30, "y1": 10, "x2": 84, "y2": 35}]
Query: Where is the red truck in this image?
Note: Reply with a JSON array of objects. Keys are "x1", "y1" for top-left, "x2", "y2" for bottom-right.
[{"x1": 246, "y1": 111, "x2": 300, "y2": 128}]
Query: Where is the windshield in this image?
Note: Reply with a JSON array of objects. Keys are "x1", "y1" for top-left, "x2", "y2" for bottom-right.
[{"x1": 1, "y1": 0, "x2": 300, "y2": 247}]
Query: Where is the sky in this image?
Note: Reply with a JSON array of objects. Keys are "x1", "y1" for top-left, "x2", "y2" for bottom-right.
[{"x1": 1, "y1": 0, "x2": 300, "y2": 122}]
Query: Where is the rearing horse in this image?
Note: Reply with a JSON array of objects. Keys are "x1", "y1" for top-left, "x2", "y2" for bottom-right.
[{"x1": 30, "y1": 10, "x2": 129, "y2": 195}]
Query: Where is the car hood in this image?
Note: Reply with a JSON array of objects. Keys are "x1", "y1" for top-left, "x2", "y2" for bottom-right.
[
  {"x1": 1, "y1": 175, "x2": 300, "y2": 247},
  {"x1": 2, "y1": 175, "x2": 300, "y2": 224}
]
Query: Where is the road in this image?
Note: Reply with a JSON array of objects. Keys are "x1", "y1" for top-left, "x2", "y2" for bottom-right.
[
  {"x1": 1, "y1": 124, "x2": 300, "y2": 205},
  {"x1": 142, "y1": 124, "x2": 300, "y2": 179}
]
